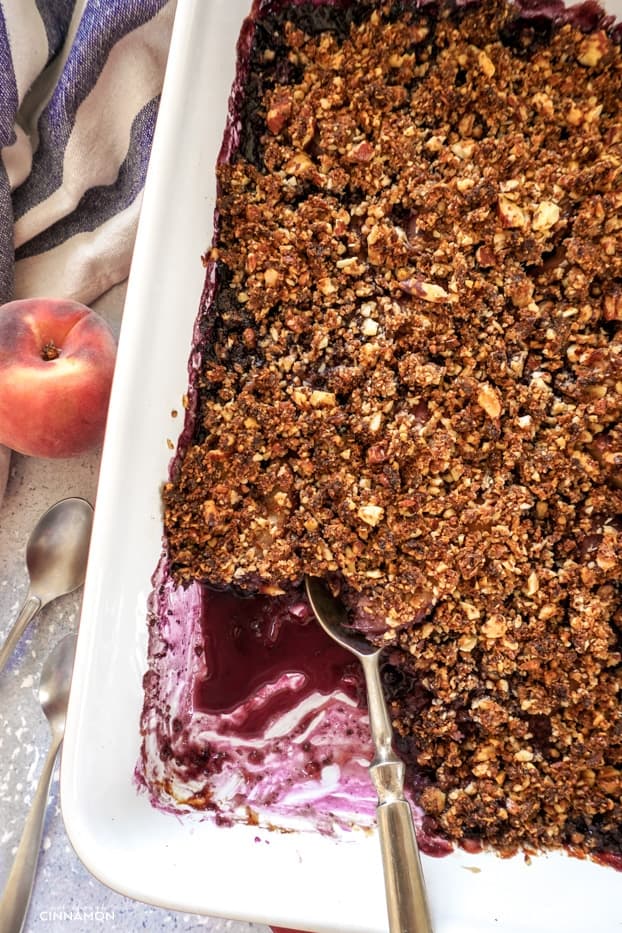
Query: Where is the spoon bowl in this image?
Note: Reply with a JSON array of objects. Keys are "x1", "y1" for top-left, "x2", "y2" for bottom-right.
[
  {"x1": 39, "y1": 630, "x2": 77, "y2": 733},
  {"x1": 0, "y1": 498, "x2": 93, "y2": 674},
  {"x1": 305, "y1": 575, "x2": 434, "y2": 933},
  {"x1": 0, "y1": 632, "x2": 78, "y2": 933},
  {"x1": 303, "y1": 575, "x2": 380, "y2": 657}
]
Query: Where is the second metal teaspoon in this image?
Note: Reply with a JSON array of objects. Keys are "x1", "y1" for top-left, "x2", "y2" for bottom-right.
[
  {"x1": 0, "y1": 632, "x2": 78, "y2": 933},
  {"x1": 305, "y1": 575, "x2": 434, "y2": 933},
  {"x1": 0, "y1": 498, "x2": 93, "y2": 674}
]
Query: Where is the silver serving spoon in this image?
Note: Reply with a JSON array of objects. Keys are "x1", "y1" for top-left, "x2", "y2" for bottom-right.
[
  {"x1": 305, "y1": 576, "x2": 434, "y2": 933},
  {"x1": 0, "y1": 632, "x2": 77, "y2": 933},
  {"x1": 0, "y1": 498, "x2": 93, "y2": 674}
]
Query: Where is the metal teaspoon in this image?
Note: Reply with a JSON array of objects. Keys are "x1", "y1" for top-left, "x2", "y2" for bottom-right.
[
  {"x1": 0, "y1": 632, "x2": 77, "y2": 933},
  {"x1": 0, "y1": 498, "x2": 93, "y2": 674},
  {"x1": 305, "y1": 575, "x2": 434, "y2": 933}
]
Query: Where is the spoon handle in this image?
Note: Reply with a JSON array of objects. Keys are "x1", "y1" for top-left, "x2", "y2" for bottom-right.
[
  {"x1": 363, "y1": 655, "x2": 434, "y2": 933},
  {"x1": 0, "y1": 733, "x2": 62, "y2": 933},
  {"x1": 0, "y1": 595, "x2": 42, "y2": 674},
  {"x1": 375, "y1": 792, "x2": 433, "y2": 933}
]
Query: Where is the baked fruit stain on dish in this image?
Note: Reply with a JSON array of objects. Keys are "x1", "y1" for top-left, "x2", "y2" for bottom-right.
[{"x1": 194, "y1": 588, "x2": 361, "y2": 734}]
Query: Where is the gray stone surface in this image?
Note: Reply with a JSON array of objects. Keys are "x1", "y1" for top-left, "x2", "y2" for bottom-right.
[{"x1": 0, "y1": 286, "x2": 271, "y2": 933}]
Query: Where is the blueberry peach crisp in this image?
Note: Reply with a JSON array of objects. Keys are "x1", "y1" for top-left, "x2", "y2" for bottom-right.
[{"x1": 150, "y1": 0, "x2": 622, "y2": 860}]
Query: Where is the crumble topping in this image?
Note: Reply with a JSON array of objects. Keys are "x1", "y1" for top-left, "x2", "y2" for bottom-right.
[{"x1": 163, "y1": 0, "x2": 622, "y2": 856}]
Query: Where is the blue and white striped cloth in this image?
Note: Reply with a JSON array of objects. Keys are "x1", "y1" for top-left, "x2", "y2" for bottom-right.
[{"x1": 0, "y1": 0, "x2": 176, "y2": 307}]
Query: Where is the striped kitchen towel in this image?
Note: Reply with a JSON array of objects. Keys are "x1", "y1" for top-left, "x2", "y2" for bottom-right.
[{"x1": 0, "y1": 0, "x2": 177, "y2": 307}]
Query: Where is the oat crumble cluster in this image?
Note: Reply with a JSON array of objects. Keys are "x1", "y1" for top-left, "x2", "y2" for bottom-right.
[{"x1": 164, "y1": 0, "x2": 622, "y2": 854}]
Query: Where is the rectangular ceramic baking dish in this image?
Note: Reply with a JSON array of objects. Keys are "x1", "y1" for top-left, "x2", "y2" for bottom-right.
[{"x1": 61, "y1": 1, "x2": 622, "y2": 930}]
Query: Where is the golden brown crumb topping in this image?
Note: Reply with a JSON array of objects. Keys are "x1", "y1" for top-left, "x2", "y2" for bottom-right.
[{"x1": 164, "y1": 0, "x2": 622, "y2": 854}]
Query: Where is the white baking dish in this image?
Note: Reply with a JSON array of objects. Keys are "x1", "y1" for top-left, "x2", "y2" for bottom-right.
[{"x1": 61, "y1": 1, "x2": 622, "y2": 930}]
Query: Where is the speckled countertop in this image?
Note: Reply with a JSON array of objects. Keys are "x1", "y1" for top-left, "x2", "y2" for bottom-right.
[{"x1": 0, "y1": 285, "x2": 272, "y2": 933}]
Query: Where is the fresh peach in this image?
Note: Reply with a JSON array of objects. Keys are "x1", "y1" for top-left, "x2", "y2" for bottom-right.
[{"x1": 0, "y1": 298, "x2": 117, "y2": 458}]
